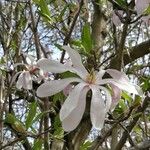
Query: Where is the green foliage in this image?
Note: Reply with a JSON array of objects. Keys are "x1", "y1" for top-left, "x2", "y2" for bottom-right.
[
  {"x1": 53, "y1": 92, "x2": 65, "y2": 104},
  {"x1": 143, "y1": 5, "x2": 150, "y2": 15},
  {"x1": 54, "y1": 4, "x2": 68, "y2": 22},
  {"x1": 114, "y1": 0, "x2": 127, "y2": 8},
  {"x1": 32, "y1": 138, "x2": 43, "y2": 150},
  {"x1": 54, "y1": 115, "x2": 61, "y2": 130},
  {"x1": 118, "y1": 99, "x2": 128, "y2": 112},
  {"x1": 81, "y1": 23, "x2": 93, "y2": 54},
  {"x1": 140, "y1": 77, "x2": 150, "y2": 92},
  {"x1": 54, "y1": 127, "x2": 64, "y2": 139},
  {"x1": 32, "y1": 111, "x2": 50, "y2": 125},
  {"x1": 80, "y1": 141, "x2": 92, "y2": 150},
  {"x1": 122, "y1": 91, "x2": 132, "y2": 105},
  {"x1": 5, "y1": 113, "x2": 26, "y2": 133},
  {"x1": 33, "y1": 0, "x2": 52, "y2": 23},
  {"x1": 53, "y1": 115, "x2": 64, "y2": 139},
  {"x1": 131, "y1": 95, "x2": 142, "y2": 108},
  {"x1": 25, "y1": 101, "x2": 37, "y2": 129}
]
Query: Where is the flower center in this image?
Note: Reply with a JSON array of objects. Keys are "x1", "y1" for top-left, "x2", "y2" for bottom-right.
[{"x1": 85, "y1": 72, "x2": 96, "y2": 84}]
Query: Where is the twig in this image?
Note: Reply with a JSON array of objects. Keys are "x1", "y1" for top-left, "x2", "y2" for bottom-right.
[
  {"x1": 114, "y1": 96, "x2": 149, "y2": 150},
  {"x1": 60, "y1": 0, "x2": 84, "y2": 63},
  {"x1": 29, "y1": 0, "x2": 41, "y2": 59}
]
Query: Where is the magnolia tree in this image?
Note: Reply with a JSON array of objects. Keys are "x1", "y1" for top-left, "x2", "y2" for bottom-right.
[{"x1": 0, "y1": 0, "x2": 150, "y2": 150}]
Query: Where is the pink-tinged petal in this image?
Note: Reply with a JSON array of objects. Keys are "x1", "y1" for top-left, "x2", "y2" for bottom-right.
[
  {"x1": 23, "y1": 71, "x2": 32, "y2": 89},
  {"x1": 62, "y1": 46, "x2": 88, "y2": 79},
  {"x1": 95, "y1": 69, "x2": 106, "y2": 83},
  {"x1": 10, "y1": 71, "x2": 22, "y2": 87},
  {"x1": 90, "y1": 85, "x2": 106, "y2": 130},
  {"x1": 63, "y1": 84, "x2": 73, "y2": 96},
  {"x1": 36, "y1": 77, "x2": 82, "y2": 97},
  {"x1": 60, "y1": 82, "x2": 88, "y2": 121},
  {"x1": 106, "y1": 69, "x2": 130, "y2": 82},
  {"x1": 98, "y1": 78, "x2": 138, "y2": 95},
  {"x1": 16, "y1": 71, "x2": 32, "y2": 90},
  {"x1": 110, "y1": 81, "x2": 138, "y2": 95},
  {"x1": 135, "y1": 0, "x2": 150, "y2": 15},
  {"x1": 99, "y1": 86, "x2": 112, "y2": 112},
  {"x1": 110, "y1": 84, "x2": 122, "y2": 109},
  {"x1": 37, "y1": 58, "x2": 73, "y2": 73},
  {"x1": 61, "y1": 86, "x2": 89, "y2": 131}
]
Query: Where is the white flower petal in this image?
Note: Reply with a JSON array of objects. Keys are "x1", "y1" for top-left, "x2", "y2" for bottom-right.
[
  {"x1": 36, "y1": 77, "x2": 82, "y2": 97},
  {"x1": 16, "y1": 73, "x2": 24, "y2": 89},
  {"x1": 99, "y1": 86, "x2": 112, "y2": 112},
  {"x1": 110, "y1": 84, "x2": 122, "y2": 109},
  {"x1": 60, "y1": 82, "x2": 88, "y2": 121},
  {"x1": 111, "y1": 81, "x2": 138, "y2": 95},
  {"x1": 61, "y1": 86, "x2": 89, "y2": 131},
  {"x1": 106, "y1": 69, "x2": 130, "y2": 82},
  {"x1": 37, "y1": 58, "x2": 72, "y2": 73},
  {"x1": 98, "y1": 78, "x2": 138, "y2": 95},
  {"x1": 16, "y1": 71, "x2": 32, "y2": 90},
  {"x1": 90, "y1": 85, "x2": 106, "y2": 130},
  {"x1": 63, "y1": 84, "x2": 73, "y2": 96},
  {"x1": 23, "y1": 71, "x2": 32, "y2": 89},
  {"x1": 62, "y1": 46, "x2": 88, "y2": 79}
]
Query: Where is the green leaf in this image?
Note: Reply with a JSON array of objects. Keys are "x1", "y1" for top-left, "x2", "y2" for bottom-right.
[
  {"x1": 54, "y1": 115, "x2": 61, "y2": 130},
  {"x1": 70, "y1": 40, "x2": 82, "y2": 47},
  {"x1": 32, "y1": 139, "x2": 43, "y2": 150},
  {"x1": 53, "y1": 92, "x2": 65, "y2": 104},
  {"x1": 5, "y1": 113, "x2": 26, "y2": 133},
  {"x1": 53, "y1": 115, "x2": 64, "y2": 139},
  {"x1": 81, "y1": 23, "x2": 93, "y2": 53},
  {"x1": 131, "y1": 95, "x2": 142, "y2": 108},
  {"x1": 122, "y1": 91, "x2": 132, "y2": 104},
  {"x1": 53, "y1": 127, "x2": 64, "y2": 139},
  {"x1": 114, "y1": 0, "x2": 127, "y2": 8},
  {"x1": 5, "y1": 113, "x2": 16, "y2": 124},
  {"x1": 140, "y1": 77, "x2": 150, "y2": 92},
  {"x1": 32, "y1": 111, "x2": 50, "y2": 124},
  {"x1": 80, "y1": 141, "x2": 92, "y2": 150},
  {"x1": 118, "y1": 99, "x2": 127, "y2": 111},
  {"x1": 33, "y1": 0, "x2": 52, "y2": 23},
  {"x1": 25, "y1": 101, "x2": 37, "y2": 129},
  {"x1": 143, "y1": 5, "x2": 150, "y2": 15}
]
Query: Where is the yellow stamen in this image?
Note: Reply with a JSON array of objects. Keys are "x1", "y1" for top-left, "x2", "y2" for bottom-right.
[{"x1": 85, "y1": 70, "x2": 96, "y2": 84}]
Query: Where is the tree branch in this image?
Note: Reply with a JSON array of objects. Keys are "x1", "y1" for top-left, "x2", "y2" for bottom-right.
[
  {"x1": 60, "y1": 0, "x2": 84, "y2": 63},
  {"x1": 114, "y1": 96, "x2": 150, "y2": 150},
  {"x1": 124, "y1": 39, "x2": 150, "y2": 65}
]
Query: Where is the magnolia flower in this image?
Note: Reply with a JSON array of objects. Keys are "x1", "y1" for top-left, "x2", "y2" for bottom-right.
[
  {"x1": 110, "y1": 84, "x2": 122, "y2": 109},
  {"x1": 13, "y1": 55, "x2": 39, "y2": 90},
  {"x1": 36, "y1": 46, "x2": 139, "y2": 131},
  {"x1": 16, "y1": 71, "x2": 33, "y2": 89}
]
